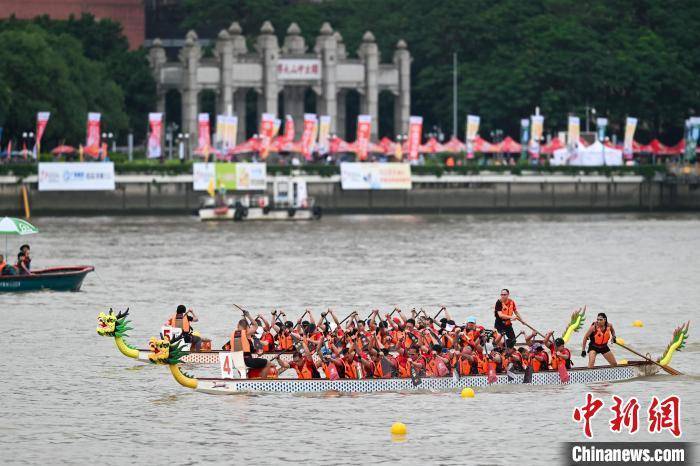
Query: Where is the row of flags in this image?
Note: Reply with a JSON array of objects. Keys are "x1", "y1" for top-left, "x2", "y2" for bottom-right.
[{"x1": 4, "y1": 112, "x2": 700, "y2": 162}]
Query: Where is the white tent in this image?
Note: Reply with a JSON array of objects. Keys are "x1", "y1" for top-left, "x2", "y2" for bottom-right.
[{"x1": 551, "y1": 141, "x2": 623, "y2": 166}]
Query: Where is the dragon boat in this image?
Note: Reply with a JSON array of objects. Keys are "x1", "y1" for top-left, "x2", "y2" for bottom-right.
[
  {"x1": 0, "y1": 265, "x2": 94, "y2": 292},
  {"x1": 98, "y1": 308, "x2": 690, "y2": 394}
]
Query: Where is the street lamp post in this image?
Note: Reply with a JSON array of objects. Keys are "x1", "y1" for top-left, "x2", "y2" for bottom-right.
[
  {"x1": 22, "y1": 131, "x2": 35, "y2": 159},
  {"x1": 101, "y1": 132, "x2": 114, "y2": 158},
  {"x1": 585, "y1": 105, "x2": 596, "y2": 133},
  {"x1": 177, "y1": 133, "x2": 190, "y2": 163}
]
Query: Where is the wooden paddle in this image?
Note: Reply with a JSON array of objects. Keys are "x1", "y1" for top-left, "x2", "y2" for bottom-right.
[{"x1": 615, "y1": 341, "x2": 682, "y2": 376}]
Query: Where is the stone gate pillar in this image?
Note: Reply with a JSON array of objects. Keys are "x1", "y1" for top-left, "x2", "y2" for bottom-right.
[
  {"x1": 393, "y1": 39, "x2": 411, "y2": 136},
  {"x1": 179, "y1": 30, "x2": 201, "y2": 153},
  {"x1": 315, "y1": 22, "x2": 338, "y2": 134},
  {"x1": 148, "y1": 38, "x2": 167, "y2": 114},
  {"x1": 215, "y1": 29, "x2": 234, "y2": 115},
  {"x1": 358, "y1": 31, "x2": 379, "y2": 139},
  {"x1": 256, "y1": 21, "x2": 279, "y2": 116}
]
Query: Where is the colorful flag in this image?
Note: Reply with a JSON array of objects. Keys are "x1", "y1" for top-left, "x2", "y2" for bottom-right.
[
  {"x1": 465, "y1": 115, "x2": 480, "y2": 159},
  {"x1": 35, "y1": 112, "x2": 50, "y2": 158},
  {"x1": 197, "y1": 113, "x2": 211, "y2": 156},
  {"x1": 86, "y1": 112, "x2": 101, "y2": 150},
  {"x1": 259, "y1": 113, "x2": 276, "y2": 159},
  {"x1": 407, "y1": 116, "x2": 423, "y2": 161},
  {"x1": 215, "y1": 114, "x2": 225, "y2": 149},
  {"x1": 355, "y1": 114, "x2": 372, "y2": 161},
  {"x1": 317, "y1": 115, "x2": 331, "y2": 155},
  {"x1": 148, "y1": 112, "x2": 163, "y2": 159},
  {"x1": 520, "y1": 118, "x2": 529, "y2": 160},
  {"x1": 596, "y1": 117, "x2": 608, "y2": 142},
  {"x1": 529, "y1": 115, "x2": 544, "y2": 159},
  {"x1": 225, "y1": 115, "x2": 238, "y2": 152},
  {"x1": 284, "y1": 115, "x2": 295, "y2": 143},
  {"x1": 301, "y1": 114, "x2": 318, "y2": 161},
  {"x1": 567, "y1": 116, "x2": 580, "y2": 147},
  {"x1": 273, "y1": 118, "x2": 282, "y2": 137},
  {"x1": 623, "y1": 117, "x2": 637, "y2": 160}
]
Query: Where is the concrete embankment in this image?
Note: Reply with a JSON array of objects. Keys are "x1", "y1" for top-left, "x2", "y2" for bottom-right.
[{"x1": 1, "y1": 174, "x2": 699, "y2": 215}]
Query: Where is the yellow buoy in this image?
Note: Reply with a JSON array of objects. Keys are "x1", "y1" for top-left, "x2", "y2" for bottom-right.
[
  {"x1": 461, "y1": 387, "x2": 475, "y2": 398},
  {"x1": 616, "y1": 337, "x2": 626, "y2": 345},
  {"x1": 390, "y1": 422, "x2": 407, "y2": 435},
  {"x1": 619, "y1": 359, "x2": 628, "y2": 365},
  {"x1": 632, "y1": 320, "x2": 644, "y2": 328}
]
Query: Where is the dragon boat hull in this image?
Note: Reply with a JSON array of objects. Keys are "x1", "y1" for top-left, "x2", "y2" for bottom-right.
[
  {"x1": 0, "y1": 266, "x2": 94, "y2": 292},
  {"x1": 184, "y1": 362, "x2": 658, "y2": 395}
]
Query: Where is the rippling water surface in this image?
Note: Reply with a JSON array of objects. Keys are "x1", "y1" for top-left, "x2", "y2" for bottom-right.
[{"x1": 1, "y1": 214, "x2": 699, "y2": 465}]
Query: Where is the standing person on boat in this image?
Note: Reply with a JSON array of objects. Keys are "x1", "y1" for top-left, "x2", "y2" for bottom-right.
[
  {"x1": 581, "y1": 312, "x2": 618, "y2": 368},
  {"x1": 494, "y1": 289, "x2": 521, "y2": 347},
  {"x1": 166, "y1": 305, "x2": 203, "y2": 350}
]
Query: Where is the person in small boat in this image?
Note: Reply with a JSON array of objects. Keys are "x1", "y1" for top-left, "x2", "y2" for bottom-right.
[
  {"x1": 494, "y1": 288, "x2": 521, "y2": 348},
  {"x1": 166, "y1": 305, "x2": 203, "y2": 350},
  {"x1": 581, "y1": 312, "x2": 617, "y2": 368},
  {"x1": 0, "y1": 255, "x2": 11, "y2": 275},
  {"x1": 16, "y1": 251, "x2": 31, "y2": 275}
]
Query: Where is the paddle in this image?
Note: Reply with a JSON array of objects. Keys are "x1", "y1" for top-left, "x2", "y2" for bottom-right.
[
  {"x1": 337, "y1": 310, "x2": 358, "y2": 327},
  {"x1": 615, "y1": 341, "x2": 682, "y2": 376},
  {"x1": 433, "y1": 307, "x2": 445, "y2": 321}
]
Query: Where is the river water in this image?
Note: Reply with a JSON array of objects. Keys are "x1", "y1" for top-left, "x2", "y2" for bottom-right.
[{"x1": 1, "y1": 214, "x2": 698, "y2": 465}]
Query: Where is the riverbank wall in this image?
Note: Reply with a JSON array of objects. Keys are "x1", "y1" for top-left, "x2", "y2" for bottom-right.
[{"x1": 1, "y1": 174, "x2": 699, "y2": 215}]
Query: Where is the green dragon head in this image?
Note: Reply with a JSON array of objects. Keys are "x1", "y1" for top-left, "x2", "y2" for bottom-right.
[
  {"x1": 97, "y1": 308, "x2": 132, "y2": 337},
  {"x1": 562, "y1": 306, "x2": 586, "y2": 343},
  {"x1": 147, "y1": 334, "x2": 189, "y2": 365},
  {"x1": 659, "y1": 321, "x2": 690, "y2": 366}
]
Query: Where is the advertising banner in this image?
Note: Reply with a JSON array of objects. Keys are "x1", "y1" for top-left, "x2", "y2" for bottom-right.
[
  {"x1": 355, "y1": 114, "x2": 372, "y2": 161},
  {"x1": 197, "y1": 113, "x2": 211, "y2": 155},
  {"x1": 567, "y1": 116, "x2": 580, "y2": 147},
  {"x1": 86, "y1": 113, "x2": 101, "y2": 150},
  {"x1": 224, "y1": 115, "x2": 238, "y2": 152},
  {"x1": 340, "y1": 162, "x2": 411, "y2": 190},
  {"x1": 529, "y1": 115, "x2": 544, "y2": 159},
  {"x1": 520, "y1": 118, "x2": 529, "y2": 160},
  {"x1": 686, "y1": 117, "x2": 700, "y2": 161},
  {"x1": 38, "y1": 162, "x2": 115, "y2": 191},
  {"x1": 147, "y1": 113, "x2": 163, "y2": 159},
  {"x1": 35, "y1": 112, "x2": 50, "y2": 157},
  {"x1": 301, "y1": 113, "x2": 318, "y2": 160},
  {"x1": 465, "y1": 115, "x2": 480, "y2": 159},
  {"x1": 284, "y1": 115, "x2": 295, "y2": 143},
  {"x1": 596, "y1": 117, "x2": 608, "y2": 142},
  {"x1": 317, "y1": 115, "x2": 331, "y2": 155},
  {"x1": 259, "y1": 113, "x2": 276, "y2": 159},
  {"x1": 407, "y1": 116, "x2": 423, "y2": 161},
  {"x1": 623, "y1": 117, "x2": 637, "y2": 160},
  {"x1": 192, "y1": 163, "x2": 266, "y2": 191}
]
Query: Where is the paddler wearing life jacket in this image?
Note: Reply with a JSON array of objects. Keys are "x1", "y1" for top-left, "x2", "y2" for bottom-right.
[
  {"x1": 278, "y1": 336, "x2": 319, "y2": 379},
  {"x1": 226, "y1": 313, "x2": 269, "y2": 372},
  {"x1": 166, "y1": 305, "x2": 203, "y2": 350},
  {"x1": 543, "y1": 331, "x2": 572, "y2": 370},
  {"x1": 494, "y1": 289, "x2": 521, "y2": 348},
  {"x1": 581, "y1": 312, "x2": 617, "y2": 368}
]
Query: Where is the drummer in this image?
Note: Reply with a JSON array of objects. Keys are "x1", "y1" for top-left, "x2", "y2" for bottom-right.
[{"x1": 581, "y1": 312, "x2": 617, "y2": 368}]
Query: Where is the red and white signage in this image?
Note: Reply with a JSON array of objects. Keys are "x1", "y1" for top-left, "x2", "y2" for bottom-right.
[
  {"x1": 198, "y1": 113, "x2": 211, "y2": 153},
  {"x1": 86, "y1": 113, "x2": 101, "y2": 150},
  {"x1": 284, "y1": 115, "x2": 295, "y2": 143},
  {"x1": 301, "y1": 114, "x2": 318, "y2": 160},
  {"x1": 148, "y1": 113, "x2": 163, "y2": 159},
  {"x1": 259, "y1": 113, "x2": 276, "y2": 159},
  {"x1": 355, "y1": 114, "x2": 372, "y2": 161},
  {"x1": 407, "y1": 116, "x2": 423, "y2": 161},
  {"x1": 35, "y1": 112, "x2": 50, "y2": 156},
  {"x1": 277, "y1": 59, "x2": 321, "y2": 80}
]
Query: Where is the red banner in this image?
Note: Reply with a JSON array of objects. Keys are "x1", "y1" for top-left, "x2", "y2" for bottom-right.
[
  {"x1": 35, "y1": 112, "x2": 50, "y2": 157},
  {"x1": 407, "y1": 116, "x2": 422, "y2": 161},
  {"x1": 355, "y1": 114, "x2": 372, "y2": 161},
  {"x1": 148, "y1": 113, "x2": 163, "y2": 159},
  {"x1": 259, "y1": 113, "x2": 276, "y2": 159},
  {"x1": 197, "y1": 113, "x2": 211, "y2": 154},
  {"x1": 301, "y1": 114, "x2": 317, "y2": 161},
  {"x1": 86, "y1": 113, "x2": 101, "y2": 150},
  {"x1": 284, "y1": 115, "x2": 295, "y2": 143}
]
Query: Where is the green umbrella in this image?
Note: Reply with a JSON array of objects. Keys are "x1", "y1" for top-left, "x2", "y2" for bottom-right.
[{"x1": 0, "y1": 217, "x2": 39, "y2": 258}]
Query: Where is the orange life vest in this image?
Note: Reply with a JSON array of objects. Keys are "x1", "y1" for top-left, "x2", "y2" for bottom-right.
[
  {"x1": 531, "y1": 352, "x2": 549, "y2": 372},
  {"x1": 592, "y1": 325, "x2": 611, "y2": 346},
  {"x1": 168, "y1": 314, "x2": 190, "y2": 333},
  {"x1": 425, "y1": 357, "x2": 439, "y2": 377},
  {"x1": 293, "y1": 360, "x2": 314, "y2": 379},
  {"x1": 458, "y1": 356, "x2": 472, "y2": 376},
  {"x1": 397, "y1": 356, "x2": 411, "y2": 378},
  {"x1": 229, "y1": 329, "x2": 251, "y2": 353},
  {"x1": 323, "y1": 361, "x2": 340, "y2": 380},
  {"x1": 495, "y1": 299, "x2": 516, "y2": 326},
  {"x1": 0, "y1": 260, "x2": 6, "y2": 273},
  {"x1": 343, "y1": 359, "x2": 358, "y2": 379},
  {"x1": 260, "y1": 332, "x2": 274, "y2": 352},
  {"x1": 551, "y1": 347, "x2": 571, "y2": 370},
  {"x1": 277, "y1": 333, "x2": 293, "y2": 351}
]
